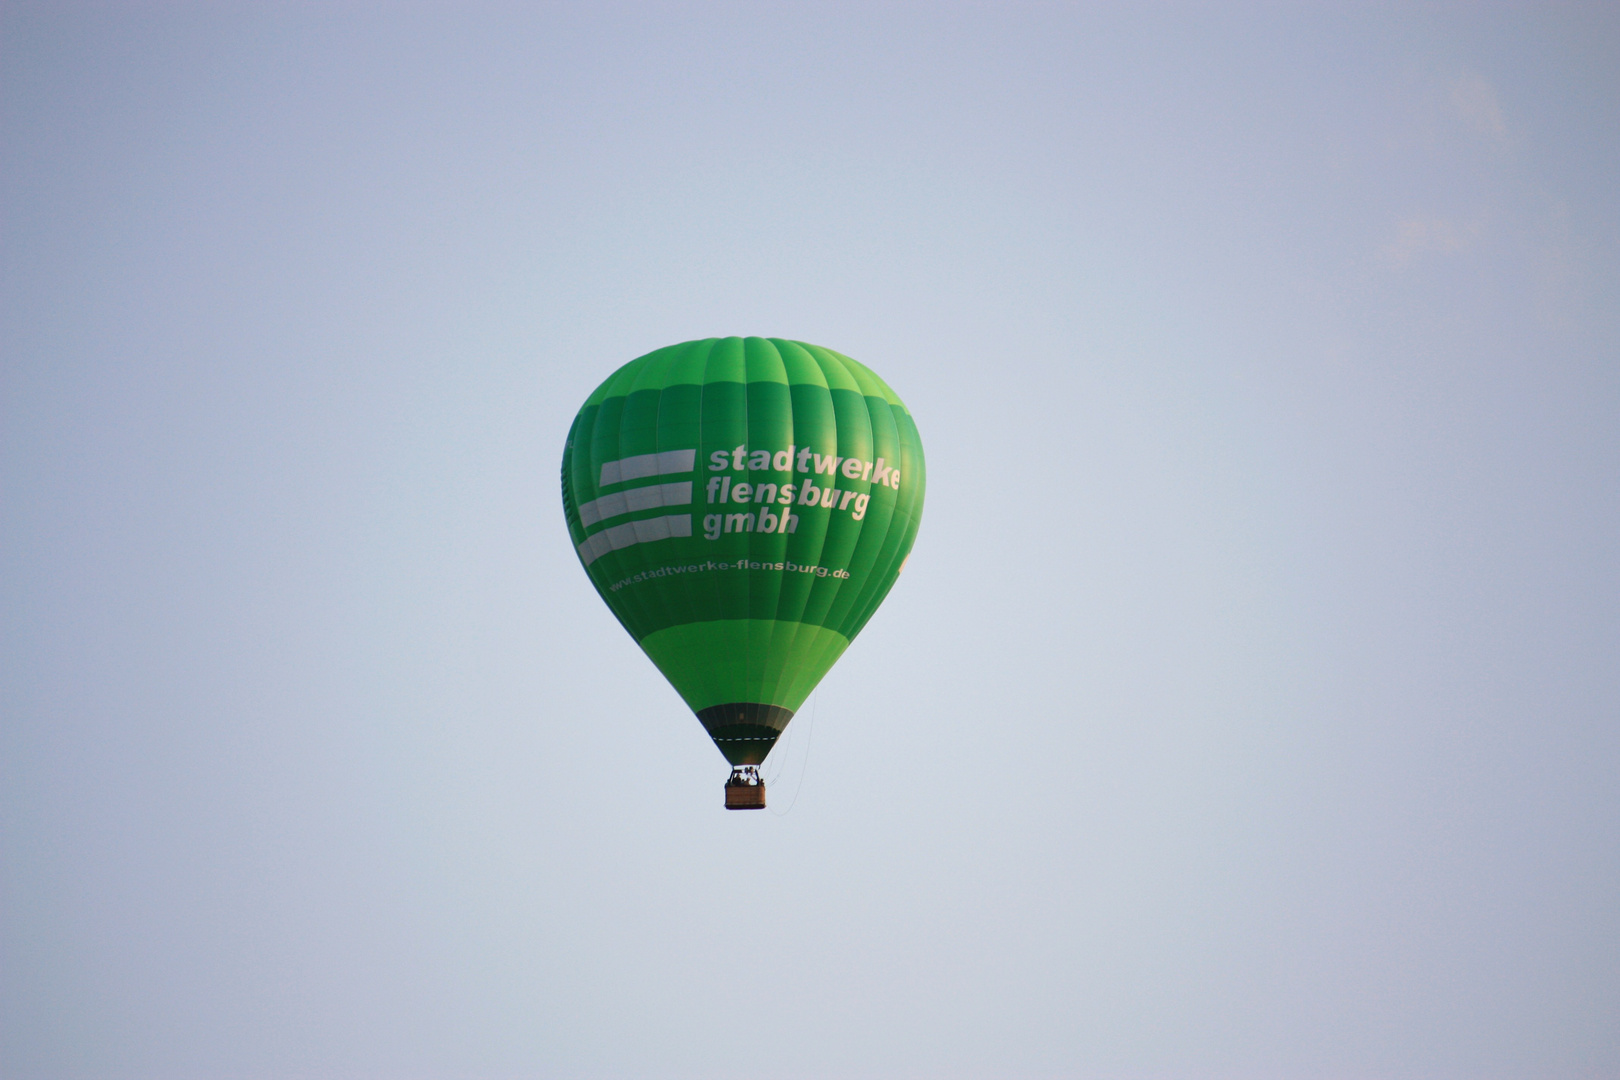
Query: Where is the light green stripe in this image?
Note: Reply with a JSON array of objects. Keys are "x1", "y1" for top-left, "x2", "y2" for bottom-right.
[{"x1": 638, "y1": 619, "x2": 852, "y2": 713}]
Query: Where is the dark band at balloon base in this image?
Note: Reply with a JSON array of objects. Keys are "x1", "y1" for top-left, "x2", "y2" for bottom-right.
[{"x1": 697, "y1": 702, "x2": 794, "y2": 765}]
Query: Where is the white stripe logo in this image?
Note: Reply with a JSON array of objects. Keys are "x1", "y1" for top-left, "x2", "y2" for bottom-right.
[
  {"x1": 599, "y1": 448, "x2": 696, "y2": 487},
  {"x1": 574, "y1": 449, "x2": 698, "y2": 566},
  {"x1": 578, "y1": 480, "x2": 692, "y2": 527},
  {"x1": 577, "y1": 514, "x2": 692, "y2": 566}
]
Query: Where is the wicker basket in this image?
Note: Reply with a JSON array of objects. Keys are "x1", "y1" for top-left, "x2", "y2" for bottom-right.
[{"x1": 724, "y1": 783, "x2": 766, "y2": 810}]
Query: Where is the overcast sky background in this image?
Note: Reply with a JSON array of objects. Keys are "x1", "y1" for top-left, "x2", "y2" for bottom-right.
[{"x1": 3, "y1": 4, "x2": 1618, "y2": 1079}]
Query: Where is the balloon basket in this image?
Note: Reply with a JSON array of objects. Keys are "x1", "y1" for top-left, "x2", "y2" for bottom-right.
[{"x1": 725, "y1": 765, "x2": 766, "y2": 810}]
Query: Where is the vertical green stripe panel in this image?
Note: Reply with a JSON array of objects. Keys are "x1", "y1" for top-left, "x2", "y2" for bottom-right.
[
  {"x1": 664, "y1": 338, "x2": 717, "y2": 386},
  {"x1": 824, "y1": 395, "x2": 902, "y2": 635}
]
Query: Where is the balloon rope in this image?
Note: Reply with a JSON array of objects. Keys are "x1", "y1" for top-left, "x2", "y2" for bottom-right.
[
  {"x1": 764, "y1": 713, "x2": 793, "y2": 787},
  {"x1": 769, "y1": 689, "x2": 817, "y2": 817}
]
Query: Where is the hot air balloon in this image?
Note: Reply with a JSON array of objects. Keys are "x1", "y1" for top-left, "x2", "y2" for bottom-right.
[{"x1": 561, "y1": 337, "x2": 926, "y2": 809}]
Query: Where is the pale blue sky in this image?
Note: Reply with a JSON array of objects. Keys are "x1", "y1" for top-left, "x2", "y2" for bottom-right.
[{"x1": 3, "y1": 5, "x2": 1617, "y2": 1079}]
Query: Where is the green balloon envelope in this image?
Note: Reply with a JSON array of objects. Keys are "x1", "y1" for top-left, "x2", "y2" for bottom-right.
[{"x1": 561, "y1": 337, "x2": 926, "y2": 766}]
